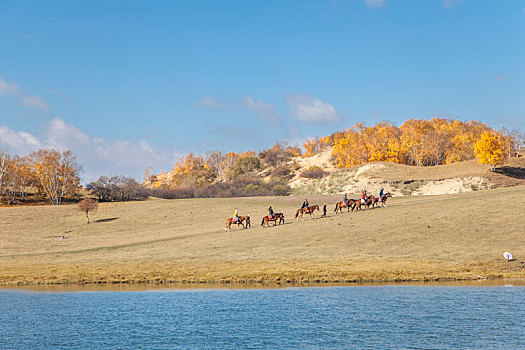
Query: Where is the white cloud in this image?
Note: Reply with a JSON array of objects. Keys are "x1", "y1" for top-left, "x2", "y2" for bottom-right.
[
  {"x1": 0, "y1": 78, "x2": 19, "y2": 95},
  {"x1": 364, "y1": 0, "x2": 386, "y2": 8},
  {"x1": 21, "y1": 96, "x2": 51, "y2": 113},
  {"x1": 244, "y1": 95, "x2": 279, "y2": 123},
  {"x1": 287, "y1": 94, "x2": 341, "y2": 123},
  {"x1": 0, "y1": 76, "x2": 50, "y2": 113},
  {"x1": 0, "y1": 118, "x2": 180, "y2": 182},
  {"x1": 442, "y1": 0, "x2": 462, "y2": 9},
  {"x1": 196, "y1": 97, "x2": 228, "y2": 110}
]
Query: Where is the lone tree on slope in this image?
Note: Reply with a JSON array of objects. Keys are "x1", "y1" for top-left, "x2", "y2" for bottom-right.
[{"x1": 77, "y1": 198, "x2": 99, "y2": 224}]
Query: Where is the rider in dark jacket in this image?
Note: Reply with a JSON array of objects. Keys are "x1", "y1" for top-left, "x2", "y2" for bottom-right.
[
  {"x1": 268, "y1": 206, "x2": 274, "y2": 220},
  {"x1": 302, "y1": 199, "x2": 309, "y2": 213}
]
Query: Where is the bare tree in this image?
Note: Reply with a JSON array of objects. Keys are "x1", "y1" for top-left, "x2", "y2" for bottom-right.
[
  {"x1": 0, "y1": 151, "x2": 9, "y2": 200},
  {"x1": 77, "y1": 198, "x2": 98, "y2": 224},
  {"x1": 143, "y1": 166, "x2": 156, "y2": 184},
  {"x1": 87, "y1": 175, "x2": 148, "y2": 202},
  {"x1": 205, "y1": 151, "x2": 225, "y2": 179}
]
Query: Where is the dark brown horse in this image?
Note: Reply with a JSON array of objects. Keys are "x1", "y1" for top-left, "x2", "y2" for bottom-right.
[
  {"x1": 352, "y1": 196, "x2": 374, "y2": 211},
  {"x1": 225, "y1": 215, "x2": 251, "y2": 231},
  {"x1": 261, "y1": 212, "x2": 285, "y2": 227},
  {"x1": 378, "y1": 192, "x2": 392, "y2": 207},
  {"x1": 295, "y1": 205, "x2": 319, "y2": 221}
]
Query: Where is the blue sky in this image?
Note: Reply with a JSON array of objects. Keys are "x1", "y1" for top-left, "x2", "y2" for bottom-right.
[{"x1": 1, "y1": 0, "x2": 524, "y2": 180}]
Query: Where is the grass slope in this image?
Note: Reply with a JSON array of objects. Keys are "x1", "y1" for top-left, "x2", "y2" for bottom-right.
[{"x1": 1, "y1": 186, "x2": 524, "y2": 285}]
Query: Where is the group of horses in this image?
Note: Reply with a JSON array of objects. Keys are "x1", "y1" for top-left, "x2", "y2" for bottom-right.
[
  {"x1": 334, "y1": 193, "x2": 392, "y2": 213},
  {"x1": 224, "y1": 192, "x2": 392, "y2": 231}
]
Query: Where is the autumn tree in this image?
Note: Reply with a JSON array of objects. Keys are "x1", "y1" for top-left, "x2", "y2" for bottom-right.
[
  {"x1": 474, "y1": 131, "x2": 509, "y2": 171},
  {"x1": 77, "y1": 198, "x2": 98, "y2": 224},
  {"x1": 29, "y1": 149, "x2": 82, "y2": 205}
]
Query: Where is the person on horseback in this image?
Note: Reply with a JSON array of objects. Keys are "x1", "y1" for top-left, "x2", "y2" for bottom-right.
[
  {"x1": 233, "y1": 209, "x2": 239, "y2": 223},
  {"x1": 379, "y1": 187, "x2": 384, "y2": 200},
  {"x1": 344, "y1": 193, "x2": 349, "y2": 206},
  {"x1": 361, "y1": 190, "x2": 366, "y2": 204},
  {"x1": 268, "y1": 206, "x2": 274, "y2": 220},
  {"x1": 302, "y1": 199, "x2": 309, "y2": 213}
]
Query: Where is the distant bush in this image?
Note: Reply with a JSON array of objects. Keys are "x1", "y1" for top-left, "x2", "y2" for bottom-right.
[
  {"x1": 271, "y1": 164, "x2": 292, "y2": 179},
  {"x1": 259, "y1": 142, "x2": 293, "y2": 168},
  {"x1": 87, "y1": 175, "x2": 149, "y2": 202},
  {"x1": 301, "y1": 166, "x2": 327, "y2": 179},
  {"x1": 227, "y1": 156, "x2": 262, "y2": 180},
  {"x1": 193, "y1": 178, "x2": 291, "y2": 198},
  {"x1": 147, "y1": 187, "x2": 195, "y2": 199}
]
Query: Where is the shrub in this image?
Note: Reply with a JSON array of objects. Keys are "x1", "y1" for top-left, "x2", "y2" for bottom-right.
[
  {"x1": 87, "y1": 175, "x2": 149, "y2": 202},
  {"x1": 271, "y1": 164, "x2": 292, "y2": 179},
  {"x1": 301, "y1": 166, "x2": 327, "y2": 179},
  {"x1": 227, "y1": 156, "x2": 262, "y2": 180},
  {"x1": 147, "y1": 187, "x2": 195, "y2": 199},
  {"x1": 258, "y1": 142, "x2": 293, "y2": 168}
]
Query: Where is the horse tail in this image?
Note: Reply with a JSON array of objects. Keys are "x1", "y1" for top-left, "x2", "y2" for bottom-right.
[
  {"x1": 295, "y1": 209, "x2": 300, "y2": 218},
  {"x1": 334, "y1": 203, "x2": 339, "y2": 212},
  {"x1": 261, "y1": 217, "x2": 265, "y2": 226}
]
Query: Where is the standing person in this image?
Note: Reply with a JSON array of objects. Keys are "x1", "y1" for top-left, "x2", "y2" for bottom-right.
[{"x1": 322, "y1": 203, "x2": 327, "y2": 217}]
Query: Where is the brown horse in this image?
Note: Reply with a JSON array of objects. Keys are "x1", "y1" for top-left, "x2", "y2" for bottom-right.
[
  {"x1": 225, "y1": 215, "x2": 251, "y2": 231},
  {"x1": 378, "y1": 192, "x2": 392, "y2": 207},
  {"x1": 334, "y1": 200, "x2": 356, "y2": 213},
  {"x1": 295, "y1": 205, "x2": 319, "y2": 221},
  {"x1": 261, "y1": 212, "x2": 285, "y2": 227},
  {"x1": 352, "y1": 196, "x2": 374, "y2": 211}
]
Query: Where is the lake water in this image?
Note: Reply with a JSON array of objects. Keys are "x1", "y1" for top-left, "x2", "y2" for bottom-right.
[{"x1": 1, "y1": 284, "x2": 524, "y2": 349}]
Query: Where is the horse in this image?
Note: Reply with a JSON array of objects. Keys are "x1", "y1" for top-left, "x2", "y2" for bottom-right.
[
  {"x1": 334, "y1": 200, "x2": 355, "y2": 213},
  {"x1": 378, "y1": 192, "x2": 392, "y2": 207},
  {"x1": 225, "y1": 215, "x2": 251, "y2": 231},
  {"x1": 261, "y1": 212, "x2": 285, "y2": 227},
  {"x1": 352, "y1": 196, "x2": 374, "y2": 211},
  {"x1": 295, "y1": 205, "x2": 319, "y2": 221}
]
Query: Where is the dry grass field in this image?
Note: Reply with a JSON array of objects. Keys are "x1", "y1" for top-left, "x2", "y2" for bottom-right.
[{"x1": 1, "y1": 186, "x2": 524, "y2": 286}]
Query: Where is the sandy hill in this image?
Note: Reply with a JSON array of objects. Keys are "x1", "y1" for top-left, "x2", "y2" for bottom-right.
[{"x1": 289, "y1": 154, "x2": 525, "y2": 197}]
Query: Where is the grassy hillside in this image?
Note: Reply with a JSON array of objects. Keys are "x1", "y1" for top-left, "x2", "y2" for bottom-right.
[{"x1": 1, "y1": 186, "x2": 524, "y2": 286}]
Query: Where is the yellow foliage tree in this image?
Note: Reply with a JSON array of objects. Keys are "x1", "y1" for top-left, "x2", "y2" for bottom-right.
[{"x1": 474, "y1": 131, "x2": 509, "y2": 171}]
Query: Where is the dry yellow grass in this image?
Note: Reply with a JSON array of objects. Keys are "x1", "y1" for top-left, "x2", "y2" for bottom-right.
[{"x1": 1, "y1": 186, "x2": 524, "y2": 286}]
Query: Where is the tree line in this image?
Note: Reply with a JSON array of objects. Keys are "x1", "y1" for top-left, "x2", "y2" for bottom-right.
[
  {"x1": 1, "y1": 117, "x2": 522, "y2": 205},
  {"x1": 0, "y1": 149, "x2": 82, "y2": 205},
  {"x1": 303, "y1": 118, "x2": 522, "y2": 169}
]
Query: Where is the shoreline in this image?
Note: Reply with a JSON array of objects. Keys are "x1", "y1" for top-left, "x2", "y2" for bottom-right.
[{"x1": 2, "y1": 277, "x2": 525, "y2": 292}]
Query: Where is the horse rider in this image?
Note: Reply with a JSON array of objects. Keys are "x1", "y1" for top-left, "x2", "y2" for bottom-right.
[
  {"x1": 344, "y1": 193, "x2": 349, "y2": 206},
  {"x1": 379, "y1": 187, "x2": 384, "y2": 200},
  {"x1": 302, "y1": 199, "x2": 309, "y2": 213},
  {"x1": 361, "y1": 190, "x2": 367, "y2": 204},
  {"x1": 233, "y1": 209, "x2": 239, "y2": 223},
  {"x1": 268, "y1": 206, "x2": 274, "y2": 220}
]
